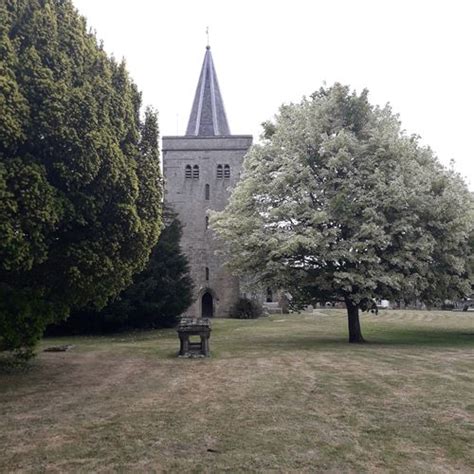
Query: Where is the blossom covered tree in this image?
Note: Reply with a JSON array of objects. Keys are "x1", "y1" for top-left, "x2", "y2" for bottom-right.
[{"x1": 212, "y1": 84, "x2": 473, "y2": 342}]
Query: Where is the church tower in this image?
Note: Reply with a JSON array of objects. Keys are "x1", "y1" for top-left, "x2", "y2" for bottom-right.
[{"x1": 162, "y1": 46, "x2": 253, "y2": 318}]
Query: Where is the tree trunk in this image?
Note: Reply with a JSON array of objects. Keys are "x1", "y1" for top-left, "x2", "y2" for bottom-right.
[{"x1": 345, "y1": 298, "x2": 365, "y2": 343}]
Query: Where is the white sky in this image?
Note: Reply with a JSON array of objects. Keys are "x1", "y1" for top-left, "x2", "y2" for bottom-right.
[{"x1": 73, "y1": 0, "x2": 474, "y2": 190}]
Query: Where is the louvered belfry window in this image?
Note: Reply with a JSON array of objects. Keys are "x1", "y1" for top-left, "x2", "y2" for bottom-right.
[
  {"x1": 224, "y1": 164, "x2": 230, "y2": 179},
  {"x1": 216, "y1": 164, "x2": 223, "y2": 179},
  {"x1": 185, "y1": 165, "x2": 192, "y2": 178},
  {"x1": 193, "y1": 165, "x2": 199, "y2": 179}
]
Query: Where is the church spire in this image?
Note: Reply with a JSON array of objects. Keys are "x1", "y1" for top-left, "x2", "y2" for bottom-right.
[{"x1": 186, "y1": 45, "x2": 230, "y2": 136}]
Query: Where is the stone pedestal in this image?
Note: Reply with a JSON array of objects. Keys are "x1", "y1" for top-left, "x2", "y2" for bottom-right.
[{"x1": 177, "y1": 318, "x2": 211, "y2": 357}]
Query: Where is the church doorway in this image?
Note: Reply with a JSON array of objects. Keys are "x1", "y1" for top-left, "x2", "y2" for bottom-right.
[
  {"x1": 201, "y1": 292, "x2": 214, "y2": 318},
  {"x1": 266, "y1": 287, "x2": 273, "y2": 303}
]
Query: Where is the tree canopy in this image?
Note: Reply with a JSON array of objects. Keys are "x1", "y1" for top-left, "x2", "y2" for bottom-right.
[
  {"x1": 212, "y1": 84, "x2": 474, "y2": 342},
  {"x1": 48, "y1": 208, "x2": 194, "y2": 334},
  {"x1": 0, "y1": 0, "x2": 162, "y2": 357}
]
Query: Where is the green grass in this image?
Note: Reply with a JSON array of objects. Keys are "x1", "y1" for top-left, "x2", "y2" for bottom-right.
[{"x1": 1, "y1": 309, "x2": 473, "y2": 472}]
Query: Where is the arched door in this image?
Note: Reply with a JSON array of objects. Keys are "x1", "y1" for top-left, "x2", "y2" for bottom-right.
[
  {"x1": 266, "y1": 287, "x2": 273, "y2": 303},
  {"x1": 201, "y1": 292, "x2": 214, "y2": 318}
]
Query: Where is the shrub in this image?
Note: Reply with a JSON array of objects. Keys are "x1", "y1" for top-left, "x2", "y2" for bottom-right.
[{"x1": 231, "y1": 297, "x2": 263, "y2": 319}]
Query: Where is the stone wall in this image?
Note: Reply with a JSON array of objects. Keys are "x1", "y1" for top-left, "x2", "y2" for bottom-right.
[{"x1": 163, "y1": 135, "x2": 252, "y2": 318}]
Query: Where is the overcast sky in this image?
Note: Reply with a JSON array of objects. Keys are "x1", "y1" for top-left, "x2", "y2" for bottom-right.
[{"x1": 73, "y1": 0, "x2": 474, "y2": 190}]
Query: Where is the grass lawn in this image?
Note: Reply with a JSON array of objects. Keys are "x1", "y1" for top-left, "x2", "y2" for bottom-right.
[{"x1": 1, "y1": 309, "x2": 473, "y2": 473}]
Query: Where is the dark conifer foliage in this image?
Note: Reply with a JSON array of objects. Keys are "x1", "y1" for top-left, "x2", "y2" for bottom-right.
[
  {"x1": 0, "y1": 0, "x2": 162, "y2": 357},
  {"x1": 48, "y1": 209, "x2": 194, "y2": 334}
]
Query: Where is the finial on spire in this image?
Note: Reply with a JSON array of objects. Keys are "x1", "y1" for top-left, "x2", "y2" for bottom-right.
[{"x1": 206, "y1": 26, "x2": 210, "y2": 49}]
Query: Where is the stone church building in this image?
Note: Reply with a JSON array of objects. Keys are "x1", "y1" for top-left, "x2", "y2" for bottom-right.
[{"x1": 162, "y1": 46, "x2": 252, "y2": 318}]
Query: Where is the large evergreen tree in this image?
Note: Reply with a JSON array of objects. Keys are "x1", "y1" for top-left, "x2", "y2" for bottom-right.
[
  {"x1": 0, "y1": 0, "x2": 162, "y2": 357},
  {"x1": 106, "y1": 209, "x2": 193, "y2": 330},
  {"x1": 212, "y1": 84, "x2": 474, "y2": 342},
  {"x1": 48, "y1": 209, "x2": 193, "y2": 334}
]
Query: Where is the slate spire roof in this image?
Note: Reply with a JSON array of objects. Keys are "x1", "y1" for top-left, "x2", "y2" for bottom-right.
[{"x1": 186, "y1": 46, "x2": 230, "y2": 136}]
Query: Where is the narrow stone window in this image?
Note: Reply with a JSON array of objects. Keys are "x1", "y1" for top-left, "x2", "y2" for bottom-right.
[
  {"x1": 193, "y1": 164, "x2": 199, "y2": 179},
  {"x1": 205, "y1": 216, "x2": 209, "y2": 229},
  {"x1": 224, "y1": 164, "x2": 230, "y2": 179},
  {"x1": 205, "y1": 184, "x2": 210, "y2": 200},
  {"x1": 205, "y1": 267, "x2": 209, "y2": 281},
  {"x1": 185, "y1": 165, "x2": 192, "y2": 179},
  {"x1": 216, "y1": 164, "x2": 223, "y2": 179}
]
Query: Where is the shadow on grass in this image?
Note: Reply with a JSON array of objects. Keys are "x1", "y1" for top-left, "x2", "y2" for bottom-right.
[
  {"x1": 36, "y1": 322, "x2": 474, "y2": 362},
  {"x1": 215, "y1": 327, "x2": 474, "y2": 354},
  {"x1": 364, "y1": 327, "x2": 474, "y2": 347}
]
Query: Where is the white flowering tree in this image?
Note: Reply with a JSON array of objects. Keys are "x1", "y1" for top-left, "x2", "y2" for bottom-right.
[{"x1": 212, "y1": 84, "x2": 473, "y2": 342}]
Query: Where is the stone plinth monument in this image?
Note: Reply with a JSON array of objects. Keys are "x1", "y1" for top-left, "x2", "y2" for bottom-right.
[
  {"x1": 163, "y1": 45, "x2": 252, "y2": 318},
  {"x1": 177, "y1": 318, "x2": 212, "y2": 357}
]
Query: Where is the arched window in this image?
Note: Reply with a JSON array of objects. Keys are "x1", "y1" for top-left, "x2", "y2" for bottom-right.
[
  {"x1": 216, "y1": 164, "x2": 223, "y2": 179},
  {"x1": 224, "y1": 164, "x2": 230, "y2": 179},
  {"x1": 205, "y1": 184, "x2": 210, "y2": 200},
  {"x1": 205, "y1": 267, "x2": 209, "y2": 281},
  {"x1": 205, "y1": 216, "x2": 209, "y2": 229},
  {"x1": 185, "y1": 165, "x2": 192, "y2": 179},
  {"x1": 193, "y1": 164, "x2": 199, "y2": 179}
]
